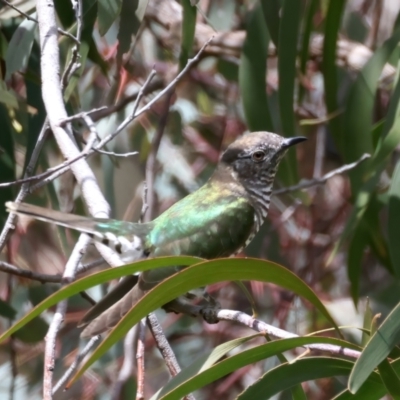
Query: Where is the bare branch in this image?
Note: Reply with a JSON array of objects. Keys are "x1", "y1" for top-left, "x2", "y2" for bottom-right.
[
  {"x1": 0, "y1": 261, "x2": 62, "y2": 283},
  {"x1": 110, "y1": 326, "x2": 138, "y2": 400},
  {"x1": 147, "y1": 313, "x2": 196, "y2": 400},
  {"x1": 0, "y1": 124, "x2": 50, "y2": 252},
  {"x1": 52, "y1": 336, "x2": 101, "y2": 394},
  {"x1": 146, "y1": 313, "x2": 181, "y2": 376},
  {"x1": 144, "y1": 90, "x2": 174, "y2": 221},
  {"x1": 136, "y1": 320, "x2": 146, "y2": 400},
  {"x1": 217, "y1": 309, "x2": 361, "y2": 359},
  {"x1": 43, "y1": 235, "x2": 90, "y2": 399},
  {"x1": 274, "y1": 153, "x2": 371, "y2": 195}
]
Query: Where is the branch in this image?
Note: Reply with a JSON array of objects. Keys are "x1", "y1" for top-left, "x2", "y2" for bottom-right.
[
  {"x1": 135, "y1": 320, "x2": 146, "y2": 400},
  {"x1": 0, "y1": 123, "x2": 50, "y2": 252},
  {"x1": 43, "y1": 235, "x2": 90, "y2": 399},
  {"x1": 147, "y1": 313, "x2": 196, "y2": 400},
  {"x1": 217, "y1": 310, "x2": 361, "y2": 359},
  {"x1": 52, "y1": 336, "x2": 101, "y2": 394},
  {"x1": 0, "y1": 258, "x2": 105, "y2": 284},
  {"x1": 273, "y1": 153, "x2": 371, "y2": 195}
]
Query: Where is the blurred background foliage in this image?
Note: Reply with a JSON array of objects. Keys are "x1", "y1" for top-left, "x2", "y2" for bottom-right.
[{"x1": 1, "y1": 0, "x2": 400, "y2": 398}]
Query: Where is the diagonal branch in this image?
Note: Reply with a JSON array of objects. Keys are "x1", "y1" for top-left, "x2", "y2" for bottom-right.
[{"x1": 273, "y1": 153, "x2": 371, "y2": 195}]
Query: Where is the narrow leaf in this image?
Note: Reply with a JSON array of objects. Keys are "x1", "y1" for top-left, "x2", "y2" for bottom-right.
[
  {"x1": 239, "y1": 1, "x2": 273, "y2": 132},
  {"x1": 5, "y1": 16, "x2": 37, "y2": 79},
  {"x1": 69, "y1": 258, "x2": 339, "y2": 384},
  {"x1": 237, "y1": 357, "x2": 360, "y2": 399},
  {"x1": 349, "y1": 301, "x2": 400, "y2": 393},
  {"x1": 151, "y1": 337, "x2": 359, "y2": 400},
  {"x1": 377, "y1": 359, "x2": 400, "y2": 399},
  {"x1": 0, "y1": 256, "x2": 201, "y2": 343},
  {"x1": 388, "y1": 161, "x2": 400, "y2": 278}
]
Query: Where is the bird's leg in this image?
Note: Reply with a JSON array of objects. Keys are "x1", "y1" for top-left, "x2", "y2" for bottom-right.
[{"x1": 162, "y1": 291, "x2": 221, "y2": 324}]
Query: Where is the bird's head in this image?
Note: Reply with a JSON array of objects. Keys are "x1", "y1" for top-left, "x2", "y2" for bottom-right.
[{"x1": 220, "y1": 131, "x2": 306, "y2": 187}]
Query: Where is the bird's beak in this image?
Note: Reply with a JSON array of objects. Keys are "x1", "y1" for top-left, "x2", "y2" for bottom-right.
[{"x1": 281, "y1": 136, "x2": 307, "y2": 149}]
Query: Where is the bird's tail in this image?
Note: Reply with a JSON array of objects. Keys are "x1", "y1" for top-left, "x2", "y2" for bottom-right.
[
  {"x1": 6, "y1": 202, "x2": 146, "y2": 260},
  {"x1": 78, "y1": 275, "x2": 143, "y2": 337}
]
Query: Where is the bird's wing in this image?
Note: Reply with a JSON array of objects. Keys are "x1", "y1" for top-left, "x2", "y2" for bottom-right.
[{"x1": 148, "y1": 183, "x2": 255, "y2": 259}]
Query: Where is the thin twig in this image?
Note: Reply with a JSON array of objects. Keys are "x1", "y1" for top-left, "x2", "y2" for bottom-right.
[
  {"x1": 273, "y1": 153, "x2": 371, "y2": 195},
  {"x1": 0, "y1": 39, "x2": 213, "y2": 195},
  {"x1": 0, "y1": 123, "x2": 50, "y2": 252},
  {"x1": 61, "y1": 0, "x2": 82, "y2": 90},
  {"x1": 136, "y1": 319, "x2": 147, "y2": 400},
  {"x1": 144, "y1": 90, "x2": 174, "y2": 221},
  {"x1": 0, "y1": 0, "x2": 78, "y2": 43},
  {"x1": 52, "y1": 336, "x2": 101, "y2": 394},
  {"x1": 43, "y1": 235, "x2": 90, "y2": 399},
  {"x1": 0, "y1": 261, "x2": 62, "y2": 283},
  {"x1": 217, "y1": 309, "x2": 361, "y2": 359},
  {"x1": 111, "y1": 326, "x2": 138, "y2": 400},
  {"x1": 94, "y1": 38, "x2": 213, "y2": 153}
]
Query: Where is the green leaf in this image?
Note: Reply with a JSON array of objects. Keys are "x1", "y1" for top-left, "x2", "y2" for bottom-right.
[
  {"x1": 277, "y1": 0, "x2": 302, "y2": 185},
  {"x1": 377, "y1": 359, "x2": 400, "y2": 400},
  {"x1": 239, "y1": 1, "x2": 273, "y2": 133},
  {"x1": 151, "y1": 337, "x2": 358, "y2": 400},
  {"x1": 0, "y1": 85, "x2": 18, "y2": 108},
  {"x1": 151, "y1": 334, "x2": 261, "y2": 399},
  {"x1": 180, "y1": 0, "x2": 196, "y2": 70},
  {"x1": 322, "y1": 0, "x2": 345, "y2": 148},
  {"x1": 361, "y1": 298, "x2": 372, "y2": 347},
  {"x1": 347, "y1": 223, "x2": 367, "y2": 304},
  {"x1": 260, "y1": 0, "x2": 280, "y2": 47},
  {"x1": 98, "y1": 0, "x2": 123, "y2": 36},
  {"x1": 343, "y1": 27, "x2": 400, "y2": 192},
  {"x1": 298, "y1": 0, "x2": 318, "y2": 103},
  {"x1": 0, "y1": 299, "x2": 16, "y2": 319},
  {"x1": 13, "y1": 317, "x2": 48, "y2": 343},
  {"x1": 388, "y1": 162, "x2": 400, "y2": 278},
  {"x1": 116, "y1": 0, "x2": 149, "y2": 65},
  {"x1": 238, "y1": 357, "x2": 377, "y2": 400},
  {"x1": 5, "y1": 16, "x2": 37, "y2": 80},
  {"x1": 274, "y1": 345, "x2": 307, "y2": 400},
  {"x1": 24, "y1": 41, "x2": 46, "y2": 174},
  {"x1": 0, "y1": 256, "x2": 201, "y2": 343},
  {"x1": 70, "y1": 258, "x2": 339, "y2": 384},
  {"x1": 349, "y1": 300, "x2": 400, "y2": 393},
  {"x1": 0, "y1": 104, "x2": 15, "y2": 227},
  {"x1": 369, "y1": 56, "x2": 400, "y2": 171}
]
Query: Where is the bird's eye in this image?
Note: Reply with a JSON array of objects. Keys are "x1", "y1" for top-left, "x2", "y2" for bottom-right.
[{"x1": 251, "y1": 151, "x2": 266, "y2": 162}]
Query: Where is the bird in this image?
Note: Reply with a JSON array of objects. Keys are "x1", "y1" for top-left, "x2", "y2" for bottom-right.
[{"x1": 6, "y1": 131, "x2": 306, "y2": 337}]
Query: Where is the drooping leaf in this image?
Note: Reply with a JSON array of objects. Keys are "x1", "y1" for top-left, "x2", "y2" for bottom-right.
[
  {"x1": 69, "y1": 258, "x2": 339, "y2": 385},
  {"x1": 5, "y1": 15, "x2": 37, "y2": 80}
]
